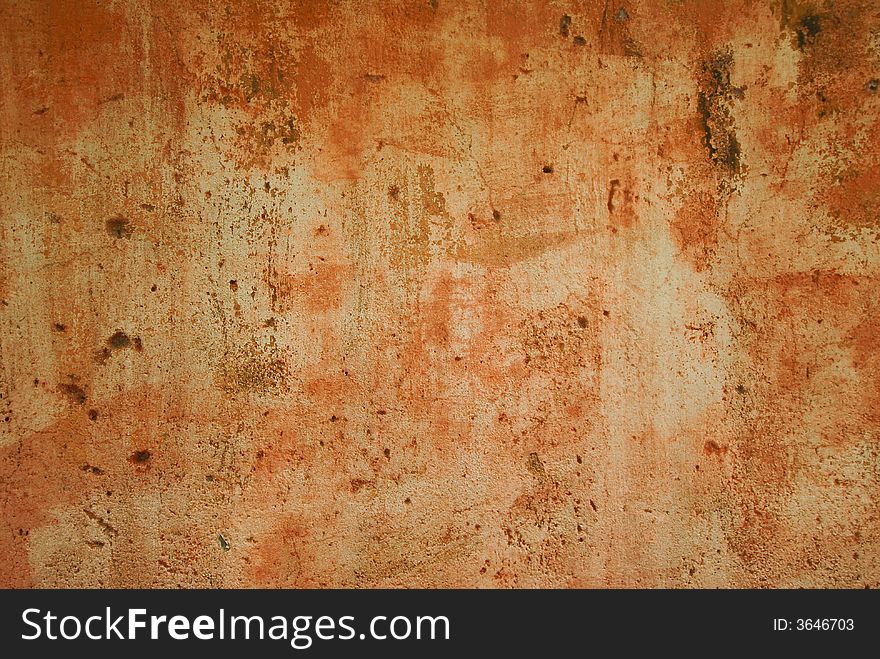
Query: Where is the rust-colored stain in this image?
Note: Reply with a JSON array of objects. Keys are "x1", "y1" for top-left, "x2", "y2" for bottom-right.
[{"x1": 1, "y1": 0, "x2": 878, "y2": 588}]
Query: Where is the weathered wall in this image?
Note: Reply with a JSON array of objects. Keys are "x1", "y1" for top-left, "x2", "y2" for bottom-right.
[{"x1": 1, "y1": 0, "x2": 878, "y2": 588}]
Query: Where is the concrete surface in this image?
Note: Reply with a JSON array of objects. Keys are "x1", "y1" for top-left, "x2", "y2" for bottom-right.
[{"x1": 1, "y1": 0, "x2": 878, "y2": 587}]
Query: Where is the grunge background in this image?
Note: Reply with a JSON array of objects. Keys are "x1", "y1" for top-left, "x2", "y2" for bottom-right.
[{"x1": 1, "y1": 0, "x2": 878, "y2": 588}]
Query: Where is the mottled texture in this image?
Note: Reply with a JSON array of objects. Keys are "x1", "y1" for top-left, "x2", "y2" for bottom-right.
[{"x1": 1, "y1": 0, "x2": 879, "y2": 588}]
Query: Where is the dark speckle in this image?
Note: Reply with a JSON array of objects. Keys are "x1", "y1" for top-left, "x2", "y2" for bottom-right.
[
  {"x1": 109, "y1": 331, "x2": 131, "y2": 349},
  {"x1": 88, "y1": 409, "x2": 99, "y2": 421},
  {"x1": 150, "y1": 284, "x2": 157, "y2": 292},
  {"x1": 53, "y1": 323, "x2": 66, "y2": 332},
  {"x1": 130, "y1": 449, "x2": 151, "y2": 464},
  {"x1": 527, "y1": 451, "x2": 546, "y2": 477},
  {"x1": 60, "y1": 383, "x2": 87, "y2": 405},
  {"x1": 735, "y1": 384, "x2": 746, "y2": 395},
  {"x1": 703, "y1": 440, "x2": 727, "y2": 456},
  {"x1": 607, "y1": 179, "x2": 621, "y2": 213},
  {"x1": 797, "y1": 14, "x2": 821, "y2": 49},
  {"x1": 698, "y1": 49, "x2": 741, "y2": 177},
  {"x1": 388, "y1": 185, "x2": 400, "y2": 201},
  {"x1": 492, "y1": 209, "x2": 502, "y2": 222},
  {"x1": 105, "y1": 216, "x2": 132, "y2": 239},
  {"x1": 573, "y1": 35, "x2": 586, "y2": 46},
  {"x1": 577, "y1": 316, "x2": 588, "y2": 328},
  {"x1": 229, "y1": 279, "x2": 239, "y2": 292},
  {"x1": 867, "y1": 79, "x2": 879, "y2": 93},
  {"x1": 542, "y1": 165, "x2": 554, "y2": 174},
  {"x1": 801, "y1": 15, "x2": 821, "y2": 36},
  {"x1": 219, "y1": 342, "x2": 289, "y2": 395},
  {"x1": 559, "y1": 14, "x2": 571, "y2": 37},
  {"x1": 104, "y1": 330, "x2": 142, "y2": 354},
  {"x1": 383, "y1": 447, "x2": 390, "y2": 459}
]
